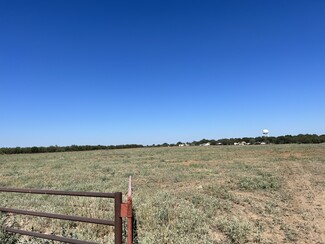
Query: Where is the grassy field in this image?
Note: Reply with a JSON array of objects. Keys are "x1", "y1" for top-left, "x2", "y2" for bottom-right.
[{"x1": 0, "y1": 144, "x2": 325, "y2": 243}]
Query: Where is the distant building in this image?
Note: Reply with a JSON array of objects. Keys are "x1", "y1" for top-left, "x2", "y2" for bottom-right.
[
  {"x1": 178, "y1": 143, "x2": 189, "y2": 147},
  {"x1": 200, "y1": 142, "x2": 211, "y2": 146},
  {"x1": 234, "y1": 141, "x2": 247, "y2": 146}
]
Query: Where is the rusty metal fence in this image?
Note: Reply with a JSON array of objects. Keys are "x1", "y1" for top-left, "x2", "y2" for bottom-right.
[{"x1": 0, "y1": 177, "x2": 133, "y2": 244}]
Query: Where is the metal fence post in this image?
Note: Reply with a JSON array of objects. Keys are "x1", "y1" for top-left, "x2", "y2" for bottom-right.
[{"x1": 114, "y1": 192, "x2": 123, "y2": 244}]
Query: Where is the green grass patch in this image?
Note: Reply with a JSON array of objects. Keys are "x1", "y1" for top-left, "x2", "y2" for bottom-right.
[{"x1": 238, "y1": 172, "x2": 280, "y2": 191}]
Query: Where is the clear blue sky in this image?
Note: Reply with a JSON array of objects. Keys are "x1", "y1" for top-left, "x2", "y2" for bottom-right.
[{"x1": 1, "y1": 0, "x2": 324, "y2": 147}]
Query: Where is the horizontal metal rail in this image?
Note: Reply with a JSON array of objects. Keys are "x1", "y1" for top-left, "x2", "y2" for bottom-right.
[
  {"x1": 0, "y1": 187, "x2": 115, "y2": 198},
  {"x1": 5, "y1": 227, "x2": 97, "y2": 244},
  {"x1": 0, "y1": 207, "x2": 114, "y2": 226}
]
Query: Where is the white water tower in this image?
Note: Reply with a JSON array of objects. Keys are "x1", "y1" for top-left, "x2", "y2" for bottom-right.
[{"x1": 262, "y1": 129, "x2": 269, "y2": 137}]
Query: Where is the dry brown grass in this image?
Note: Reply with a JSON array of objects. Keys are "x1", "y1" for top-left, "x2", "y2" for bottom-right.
[{"x1": 0, "y1": 143, "x2": 325, "y2": 243}]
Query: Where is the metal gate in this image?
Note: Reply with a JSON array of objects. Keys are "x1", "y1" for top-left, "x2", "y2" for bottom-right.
[{"x1": 0, "y1": 177, "x2": 133, "y2": 244}]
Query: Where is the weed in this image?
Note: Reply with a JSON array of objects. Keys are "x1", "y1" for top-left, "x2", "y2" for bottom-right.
[
  {"x1": 157, "y1": 207, "x2": 169, "y2": 224},
  {"x1": 238, "y1": 173, "x2": 280, "y2": 191},
  {"x1": 284, "y1": 227, "x2": 299, "y2": 242},
  {"x1": 265, "y1": 201, "x2": 279, "y2": 214},
  {"x1": 0, "y1": 214, "x2": 19, "y2": 244},
  {"x1": 217, "y1": 217, "x2": 252, "y2": 244}
]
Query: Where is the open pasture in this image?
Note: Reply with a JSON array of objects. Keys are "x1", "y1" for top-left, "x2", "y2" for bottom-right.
[{"x1": 1, "y1": 144, "x2": 325, "y2": 243}]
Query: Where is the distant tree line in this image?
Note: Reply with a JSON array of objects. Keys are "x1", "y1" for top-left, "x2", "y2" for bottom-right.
[
  {"x1": 0, "y1": 144, "x2": 144, "y2": 155},
  {"x1": 152, "y1": 134, "x2": 325, "y2": 147},
  {"x1": 0, "y1": 134, "x2": 324, "y2": 155}
]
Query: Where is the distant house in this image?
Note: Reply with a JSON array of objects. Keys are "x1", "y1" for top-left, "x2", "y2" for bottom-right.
[
  {"x1": 200, "y1": 142, "x2": 211, "y2": 146},
  {"x1": 234, "y1": 142, "x2": 247, "y2": 146},
  {"x1": 178, "y1": 143, "x2": 189, "y2": 147}
]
